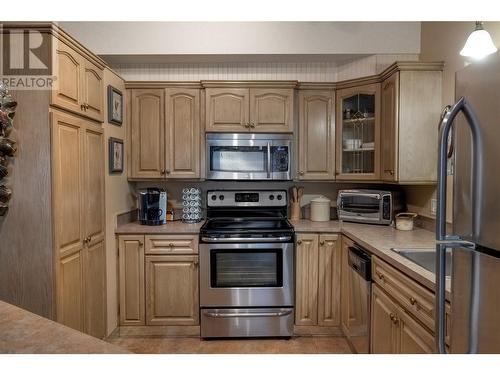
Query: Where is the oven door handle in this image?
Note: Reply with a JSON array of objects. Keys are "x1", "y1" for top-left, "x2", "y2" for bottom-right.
[
  {"x1": 203, "y1": 310, "x2": 293, "y2": 318},
  {"x1": 201, "y1": 236, "x2": 292, "y2": 243}
]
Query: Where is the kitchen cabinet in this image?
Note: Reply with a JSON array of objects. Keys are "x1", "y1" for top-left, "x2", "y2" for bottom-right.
[
  {"x1": 205, "y1": 86, "x2": 294, "y2": 132},
  {"x1": 371, "y1": 284, "x2": 435, "y2": 354},
  {"x1": 128, "y1": 87, "x2": 201, "y2": 179},
  {"x1": 52, "y1": 109, "x2": 106, "y2": 337},
  {"x1": 145, "y1": 255, "x2": 199, "y2": 325},
  {"x1": 295, "y1": 233, "x2": 341, "y2": 330},
  {"x1": 380, "y1": 64, "x2": 443, "y2": 183},
  {"x1": 118, "y1": 235, "x2": 145, "y2": 326},
  {"x1": 52, "y1": 39, "x2": 104, "y2": 122},
  {"x1": 297, "y1": 90, "x2": 336, "y2": 180},
  {"x1": 335, "y1": 83, "x2": 381, "y2": 180},
  {"x1": 129, "y1": 89, "x2": 165, "y2": 179}
]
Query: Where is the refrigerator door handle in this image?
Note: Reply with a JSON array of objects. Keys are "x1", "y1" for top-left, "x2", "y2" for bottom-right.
[{"x1": 435, "y1": 97, "x2": 483, "y2": 354}]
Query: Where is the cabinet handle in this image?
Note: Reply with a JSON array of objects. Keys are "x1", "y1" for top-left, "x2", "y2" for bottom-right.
[
  {"x1": 161, "y1": 169, "x2": 166, "y2": 175},
  {"x1": 384, "y1": 169, "x2": 394, "y2": 175},
  {"x1": 320, "y1": 240, "x2": 325, "y2": 246},
  {"x1": 389, "y1": 313, "x2": 399, "y2": 324},
  {"x1": 85, "y1": 103, "x2": 90, "y2": 110},
  {"x1": 139, "y1": 241, "x2": 144, "y2": 247},
  {"x1": 375, "y1": 271, "x2": 385, "y2": 281},
  {"x1": 166, "y1": 170, "x2": 171, "y2": 175},
  {"x1": 80, "y1": 104, "x2": 85, "y2": 111},
  {"x1": 298, "y1": 171, "x2": 304, "y2": 175},
  {"x1": 168, "y1": 243, "x2": 174, "y2": 247},
  {"x1": 409, "y1": 297, "x2": 418, "y2": 306},
  {"x1": 83, "y1": 238, "x2": 88, "y2": 245},
  {"x1": 250, "y1": 122, "x2": 255, "y2": 128},
  {"x1": 193, "y1": 259, "x2": 199, "y2": 266},
  {"x1": 244, "y1": 123, "x2": 250, "y2": 128},
  {"x1": 297, "y1": 240, "x2": 302, "y2": 245}
]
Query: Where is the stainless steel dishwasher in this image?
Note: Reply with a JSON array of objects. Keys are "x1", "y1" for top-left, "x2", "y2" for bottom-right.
[{"x1": 346, "y1": 244, "x2": 372, "y2": 354}]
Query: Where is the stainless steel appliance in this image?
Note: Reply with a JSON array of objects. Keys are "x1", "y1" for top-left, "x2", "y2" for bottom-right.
[
  {"x1": 138, "y1": 188, "x2": 167, "y2": 225},
  {"x1": 346, "y1": 244, "x2": 371, "y2": 354},
  {"x1": 436, "y1": 51, "x2": 500, "y2": 353},
  {"x1": 205, "y1": 133, "x2": 292, "y2": 180},
  {"x1": 199, "y1": 190, "x2": 294, "y2": 338},
  {"x1": 337, "y1": 189, "x2": 404, "y2": 225}
]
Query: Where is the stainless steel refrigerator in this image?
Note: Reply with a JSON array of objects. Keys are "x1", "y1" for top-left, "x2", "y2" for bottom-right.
[{"x1": 436, "y1": 51, "x2": 500, "y2": 354}]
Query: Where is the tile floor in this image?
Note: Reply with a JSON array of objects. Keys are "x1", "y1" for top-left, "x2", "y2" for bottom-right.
[{"x1": 106, "y1": 336, "x2": 353, "y2": 354}]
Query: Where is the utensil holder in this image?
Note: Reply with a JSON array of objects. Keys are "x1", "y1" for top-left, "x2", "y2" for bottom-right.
[{"x1": 290, "y1": 201, "x2": 300, "y2": 220}]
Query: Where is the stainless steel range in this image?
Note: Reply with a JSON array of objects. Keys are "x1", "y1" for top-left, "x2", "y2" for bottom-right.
[{"x1": 199, "y1": 190, "x2": 294, "y2": 338}]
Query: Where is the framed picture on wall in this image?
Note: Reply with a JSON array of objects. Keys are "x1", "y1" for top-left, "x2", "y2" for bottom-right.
[
  {"x1": 109, "y1": 137, "x2": 124, "y2": 173},
  {"x1": 107, "y1": 85, "x2": 123, "y2": 125}
]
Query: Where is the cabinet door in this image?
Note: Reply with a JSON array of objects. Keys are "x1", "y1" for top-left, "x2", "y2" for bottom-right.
[
  {"x1": 130, "y1": 89, "x2": 165, "y2": 179},
  {"x1": 119, "y1": 235, "x2": 145, "y2": 325},
  {"x1": 249, "y1": 88, "x2": 294, "y2": 132},
  {"x1": 381, "y1": 73, "x2": 399, "y2": 182},
  {"x1": 336, "y1": 83, "x2": 381, "y2": 180},
  {"x1": 165, "y1": 88, "x2": 200, "y2": 178},
  {"x1": 51, "y1": 110, "x2": 84, "y2": 260},
  {"x1": 295, "y1": 233, "x2": 319, "y2": 326},
  {"x1": 83, "y1": 123, "x2": 105, "y2": 246},
  {"x1": 371, "y1": 284, "x2": 400, "y2": 354},
  {"x1": 51, "y1": 40, "x2": 83, "y2": 115},
  {"x1": 298, "y1": 90, "x2": 335, "y2": 180},
  {"x1": 318, "y1": 234, "x2": 341, "y2": 327},
  {"x1": 205, "y1": 88, "x2": 249, "y2": 131},
  {"x1": 82, "y1": 59, "x2": 104, "y2": 122},
  {"x1": 57, "y1": 250, "x2": 84, "y2": 331},
  {"x1": 84, "y1": 240, "x2": 106, "y2": 338},
  {"x1": 145, "y1": 255, "x2": 199, "y2": 326},
  {"x1": 398, "y1": 307, "x2": 436, "y2": 354}
]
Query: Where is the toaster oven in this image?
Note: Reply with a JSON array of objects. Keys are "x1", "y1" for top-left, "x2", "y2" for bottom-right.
[{"x1": 337, "y1": 189, "x2": 405, "y2": 225}]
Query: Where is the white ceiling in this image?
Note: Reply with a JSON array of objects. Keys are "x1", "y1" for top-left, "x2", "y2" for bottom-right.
[{"x1": 59, "y1": 22, "x2": 421, "y2": 64}]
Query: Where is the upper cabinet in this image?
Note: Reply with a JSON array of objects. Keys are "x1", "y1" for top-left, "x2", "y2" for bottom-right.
[
  {"x1": 297, "y1": 90, "x2": 335, "y2": 180},
  {"x1": 52, "y1": 39, "x2": 104, "y2": 122},
  {"x1": 128, "y1": 86, "x2": 201, "y2": 180},
  {"x1": 380, "y1": 64, "x2": 443, "y2": 183},
  {"x1": 204, "y1": 84, "x2": 295, "y2": 132},
  {"x1": 335, "y1": 83, "x2": 381, "y2": 180}
]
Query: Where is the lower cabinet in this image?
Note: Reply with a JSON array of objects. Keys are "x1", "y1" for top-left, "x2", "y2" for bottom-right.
[
  {"x1": 118, "y1": 234, "x2": 199, "y2": 328},
  {"x1": 145, "y1": 255, "x2": 199, "y2": 325},
  {"x1": 295, "y1": 233, "x2": 341, "y2": 331},
  {"x1": 371, "y1": 284, "x2": 435, "y2": 354}
]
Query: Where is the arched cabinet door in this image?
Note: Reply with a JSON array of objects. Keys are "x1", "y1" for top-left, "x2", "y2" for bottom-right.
[
  {"x1": 82, "y1": 59, "x2": 104, "y2": 122},
  {"x1": 52, "y1": 41, "x2": 82, "y2": 114},
  {"x1": 205, "y1": 88, "x2": 249, "y2": 132},
  {"x1": 250, "y1": 88, "x2": 294, "y2": 132}
]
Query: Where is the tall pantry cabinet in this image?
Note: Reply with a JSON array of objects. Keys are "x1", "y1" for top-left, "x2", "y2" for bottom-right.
[{"x1": 0, "y1": 23, "x2": 106, "y2": 338}]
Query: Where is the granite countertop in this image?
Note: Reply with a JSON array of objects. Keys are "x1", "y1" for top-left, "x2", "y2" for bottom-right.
[
  {"x1": 115, "y1": 220, "x2": 204, "y2": 234},
  {"x1": 0, "y1": 300, "x2": 130, "y2": 354}
]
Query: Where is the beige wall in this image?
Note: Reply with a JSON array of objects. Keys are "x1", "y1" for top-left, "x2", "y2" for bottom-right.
[
  {"x1": 405, "y1": 22, "x2": 500, "y2": 222},
  {"x1": 103, "y1": 68, "x2": 136, "y2": 335}
]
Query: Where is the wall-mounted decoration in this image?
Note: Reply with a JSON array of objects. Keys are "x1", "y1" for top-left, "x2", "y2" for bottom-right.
[
  {"x1": 107, "y1": 85, "x2": 123, "y2": 125},
  {"x1": 108, "y1": 137, "x2": 124, "y2": 173},
  {"x1": 0, "y1": 82, "x2": 17, "y2": 216}
]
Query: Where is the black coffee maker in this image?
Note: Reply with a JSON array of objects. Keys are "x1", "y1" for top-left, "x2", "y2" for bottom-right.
[{"x1": 138, "y1": 188, "x2": 167, "y2": 225}]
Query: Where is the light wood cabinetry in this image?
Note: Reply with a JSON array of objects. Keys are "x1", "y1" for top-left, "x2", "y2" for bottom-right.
[
  {"x1": 295, "y1": 233, "x2": 341, "y2": 331},
  {"x1": 128, "y1": 87, "x2": 201, "y2": 179},
  {"x1": 205, "y1": 86, "x2": 294, "y2": 132},
  {"x1": 118, "y1": 235, "x2": 145, "y2": 326},
  {"x1": 165, "y1": 88, "x2": 201, "y2": 178},
  {"x1": 52, "y1": 109, "x2": 106, "y2": 338},
  {"x1": 52, "y1": 39, "x2": 104, "y2": 122},
  {"x1": 380, "y1": 65, "x2": 443, "y2": 183},
  {"x1": 297, "y1": 90, "x2": 336, "y2": 180},
  {"x1": 335, "y1": 83, "x2": 381, "y2": 180},
  {"x1": 129, "y1": 89, "x2": 165, "y2": 179},
  {"x1": 118, "y1": 234, "x2": 200, "y2": 329},
  {"x1": 145, "y1": 255, "x2": 199, "y2": 326}
]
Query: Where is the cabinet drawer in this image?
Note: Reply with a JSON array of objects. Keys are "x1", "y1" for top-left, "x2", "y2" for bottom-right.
[
  {"x1": 372, "y1": 256, "x2": 435, "y2": 332},
  {"x1": 145, "y1": 235, "x2": 198, "y2": 255}
]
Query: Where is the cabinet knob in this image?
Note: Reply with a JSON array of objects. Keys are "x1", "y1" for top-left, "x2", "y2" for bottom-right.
[
  {"x1": 250, "y1": 122, "x2": 255, "y2": 128},
  {"x1": 384, "y1": 169, "x2": 394, "y2": 175},
  {"x1": 139, "y1": 241, "x2": 144, "y2": 247},
  {"x1": 297, "y1": 239, "x2": 302, "y2": 245},
  {"x1": 376, "y1": 271, "x2": 385, "y2": 281},
  {"x1": 389, "y1": 313, "x2": 399, "y2": 324},
  {"x1": 80, "y1": 104, "x2": 85, "y2": 111},
  {"x1": 161, "y1": 169, "x2": 166, "y2": 175},
  {"x1": 319, "y1": 240, "x2": 325, "y2": 246},
  {"x1": 409, "y1": 297, "x2": 417, "y2": 306},
  {"x1": 169, "y1": 243, "x2": 174, "y2": 247},
  {"x1": 298, "y1": 171, "x2": 304, "y2": 175},
  {"x1": 85, "y1": 103, "x2": 90, "y2": 110},
  {"x1": 166, "y1": 170, "x2": 171, "y2": 174}
]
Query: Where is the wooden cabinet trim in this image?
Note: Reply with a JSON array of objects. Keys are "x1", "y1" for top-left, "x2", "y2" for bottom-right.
[
  {"x1": 317, "y1": 234, "x2": 341, "y2": 327},
  {"x1": 295, "y1": 233, "x2": 319, "y2": 326},
  {"x1": 145, "y1": 235, "x2": 199, "y2": 255}
]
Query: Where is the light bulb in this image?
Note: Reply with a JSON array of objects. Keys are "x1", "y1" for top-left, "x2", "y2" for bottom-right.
[{"x1": 460, "y1": 22, "x2": 498, "y2": 60}]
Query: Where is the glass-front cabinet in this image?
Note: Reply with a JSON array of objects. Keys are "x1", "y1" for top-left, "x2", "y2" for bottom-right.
[{"x1": 336, "y1": 83, "x2": 381, "y2": 180}]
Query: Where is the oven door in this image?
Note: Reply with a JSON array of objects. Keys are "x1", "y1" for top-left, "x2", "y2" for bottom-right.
[
  {"x1": 338, "y1": 193, "x2": 383, "y2": 223},
  {"x1": 199, "y1": 242, "x2": 294, "y2": 307}
]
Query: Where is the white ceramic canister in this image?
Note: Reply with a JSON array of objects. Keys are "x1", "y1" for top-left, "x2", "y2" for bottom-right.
[{"x1": 310, "y1": 196, "x2": 331, "y2": 222}]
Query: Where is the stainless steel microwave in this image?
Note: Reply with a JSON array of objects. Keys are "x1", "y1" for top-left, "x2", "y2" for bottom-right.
[
  {"x1": 337, "y1": 189, "x2": 405, "y2": 225},
  {"x1": 205, "y1": 133, "x2": 292, "y2": 180}
]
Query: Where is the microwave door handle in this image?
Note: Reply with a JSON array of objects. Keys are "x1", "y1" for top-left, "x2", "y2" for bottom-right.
[{"x1": 267, "y1": 142, "x2": 271, "y2": 179}]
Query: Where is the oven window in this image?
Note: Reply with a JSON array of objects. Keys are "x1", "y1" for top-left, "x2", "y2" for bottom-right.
[
  {"x1": 340, "y1": 195, "x2": 380, "y2": 213},
  {"x1": 209, "y1": 146, "x2": 267, "y2": 172},
  {"x1": 210, "y1": 249, "x2": 283, "y2": 288}
]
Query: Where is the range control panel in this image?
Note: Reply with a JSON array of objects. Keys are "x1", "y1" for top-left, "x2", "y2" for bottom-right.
[{"x1": 207, "y1": 190, "x2": 287, "y2": 207}]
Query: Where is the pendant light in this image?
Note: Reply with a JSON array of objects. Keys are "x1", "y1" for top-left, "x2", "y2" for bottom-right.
[{"x1": 460, "y1": 21, "x2": 498, "y2": 60}]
